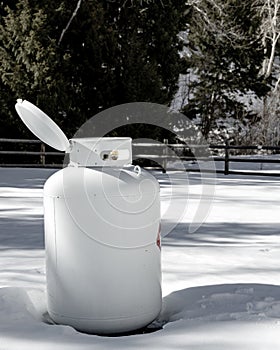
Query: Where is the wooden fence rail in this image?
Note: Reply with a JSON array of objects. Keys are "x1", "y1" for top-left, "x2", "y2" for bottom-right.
[
  {"x1": 0, "y1": 138, "x2": 280, "y2": 176},
  {"x1": 0, "y1": 138, "x2": 63, "y2": 168}
]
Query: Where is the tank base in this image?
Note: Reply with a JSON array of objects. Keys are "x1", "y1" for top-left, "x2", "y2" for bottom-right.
[{"x1": 48, "y1": 309, "x2": 161, "y2": 335}]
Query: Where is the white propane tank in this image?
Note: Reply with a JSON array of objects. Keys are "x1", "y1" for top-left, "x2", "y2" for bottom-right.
[{"x1": 15, "y1": 100, "x2": 162, "y2": 334}]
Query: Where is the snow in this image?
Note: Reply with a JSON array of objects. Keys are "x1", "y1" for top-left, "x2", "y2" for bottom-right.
[{"x1": 1, "y1": 167, "x2": 280, "y2": 349}]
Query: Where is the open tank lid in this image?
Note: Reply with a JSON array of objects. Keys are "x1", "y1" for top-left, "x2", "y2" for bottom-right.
[{"x1": 15, "y1": 99, "x2": 70, "y2": 151}]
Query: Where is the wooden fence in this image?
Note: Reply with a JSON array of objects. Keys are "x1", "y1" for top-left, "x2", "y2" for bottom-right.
[
  {"x1": 0, "y1": 138, "x2": 63, "y2": 168},
  {"x1": 0, "y1": 138, "x2": 280, "y2": 176}
]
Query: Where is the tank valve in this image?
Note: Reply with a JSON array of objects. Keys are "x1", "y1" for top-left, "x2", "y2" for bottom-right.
[{"x1": 134, "y1": 165, "x2": 141, "y2": 176}]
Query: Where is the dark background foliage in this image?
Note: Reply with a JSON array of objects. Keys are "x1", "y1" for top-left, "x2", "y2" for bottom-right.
[{"x1": 0, "y1": 0, "x2": 186, "y2": 139}]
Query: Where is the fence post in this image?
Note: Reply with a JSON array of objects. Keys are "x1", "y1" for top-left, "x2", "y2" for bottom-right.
[
  {"x1": 224, "y1": 140, "x2": 229, "y2": 175},
  {"x1": 162, "y1": 139, "x2": 168, "y2": 173},
  {"x1": 40, "y1": 143, "x2": 46, "y2": 166}
]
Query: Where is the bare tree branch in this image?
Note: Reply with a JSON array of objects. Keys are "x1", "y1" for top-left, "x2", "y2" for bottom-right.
[
  {"x1": 58, "y1": 0, "x2": 83, "y2": 46},
  {"x1": 187, "y1": 0, "x2": 253, "y2": 48},
  {"x1": 256, "y1": 0, "x2": 280, "y2": 78},
  {"x1": 253, "y1": 0, "x2": 280, "y2": 144}
]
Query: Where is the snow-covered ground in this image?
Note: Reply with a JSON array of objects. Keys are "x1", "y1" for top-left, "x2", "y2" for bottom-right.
[{"x1": 1, "y1": 167, "x2": 280, "y2": 349}]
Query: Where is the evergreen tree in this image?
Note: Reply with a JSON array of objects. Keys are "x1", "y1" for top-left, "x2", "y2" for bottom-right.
[
  {"x1": 55, "y1": 0, "x2": 186, "y2": 137},
  {"x1": 182, "y1": 0, "x2": 269, "y2": 139},
  {"x1": 0, "y1": 0, "x2": 63, "y2": 137},
  {"x1": 0, "y1": 0, "x2": 187, "y2": 139}
]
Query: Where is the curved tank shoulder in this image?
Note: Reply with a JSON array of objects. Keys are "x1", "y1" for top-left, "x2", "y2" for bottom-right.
[{"x1": 44, "y1": 165, "x2": 159, "y2": 199}]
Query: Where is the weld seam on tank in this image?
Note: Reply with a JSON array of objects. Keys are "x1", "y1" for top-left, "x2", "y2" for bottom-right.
[
  {"x1": 49, "y1": 310, "x2": 158, "y2": 321},
  {"x1": 45, "y1": 193, "x2": 159, "y2": 199}
]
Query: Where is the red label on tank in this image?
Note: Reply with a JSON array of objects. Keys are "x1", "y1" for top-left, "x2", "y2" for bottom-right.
[{"x1": 156, "y1": 223, "x2": 161, "y2": 250}]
